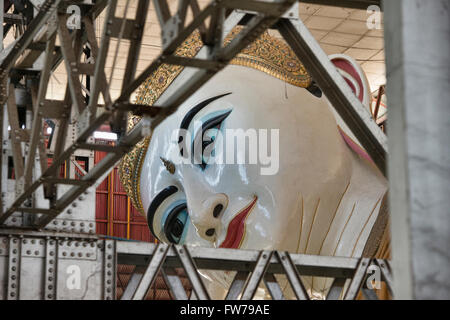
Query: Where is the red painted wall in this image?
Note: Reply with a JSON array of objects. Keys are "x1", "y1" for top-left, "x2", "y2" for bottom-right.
[{"x1": 94, "y1": 139, "x2": 155, "y2": 242}]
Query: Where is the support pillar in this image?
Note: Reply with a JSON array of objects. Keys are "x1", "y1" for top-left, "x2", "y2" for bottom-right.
[{"x1": 384, "y1": 0, "x2": 450, "y2": 299}]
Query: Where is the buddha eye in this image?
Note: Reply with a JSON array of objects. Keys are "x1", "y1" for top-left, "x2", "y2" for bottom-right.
[
  {"x1": 163, "y1": 203, "x2": 189, "y2": 244},
  {"x1": 193, "y1": 110, "x2": 232, "y2": 170}
]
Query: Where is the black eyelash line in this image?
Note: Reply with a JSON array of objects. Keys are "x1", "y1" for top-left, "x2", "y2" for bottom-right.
[
  {"x1": 179, "y1": 92, "x2": 232, "y2": 131},
  {"x1": 193, "y1": 110, "x2": 233, "y2": 169},
  {"x1": 146, "y1": 185, "x2": 178, "y2": 241},
  {"x1": 163, "y1": 203, "x2": 188, "y2": 243},
  {"x1": 178, "y1": 92, "x2": 232, "y2": 155}
]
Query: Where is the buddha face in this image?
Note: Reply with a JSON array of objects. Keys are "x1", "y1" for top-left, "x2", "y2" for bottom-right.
[{"x1": 139, "y1": 62, "x2": 387, "y2": 260}]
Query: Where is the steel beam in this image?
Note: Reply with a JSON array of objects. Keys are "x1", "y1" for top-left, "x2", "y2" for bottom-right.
[
  {"x1": 117, "y1": 242, "x2": 391, "y2": 300},
  {"x1": 120, "y1": 266, "x2": 145, "y2": 300},
  {"x1": 263, "y1": 273, "x2": 285, "y2": 300},
  {"x1": 226, "y1": 271, "x2": 249, "y2": 300},
  {"x1": 277, "y1": 18, "x2": 388, "y2": 175},
  {"x1": 131, "y1": 243, "x2": 169, "y2": 300},
  {"x1": 161, "y1": 267, "x2": 189, "y2": 300},
  {"x1": 299, "y1": 0, "x2": 381, "y2": 10},
  {"x1": 384, "y1": 0, "x2": 450, "y2": 299},
  {"x1": 241, "y1": 250, "x2": 273, "y2": 300}
]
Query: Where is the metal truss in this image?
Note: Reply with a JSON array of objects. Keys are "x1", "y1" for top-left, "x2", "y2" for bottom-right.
[
  {"x1": 116, "y1": 241, "x2": 393, "y2": 300},
  {"x1": 0, "y1": 0, "x2": 387, "y2": 231},
  {"x1": 0, "y1": 229, "x2": 392, "y2": 300},
  {"x1": 299, "y1": 0, "x2": 381, "y2": 10}
]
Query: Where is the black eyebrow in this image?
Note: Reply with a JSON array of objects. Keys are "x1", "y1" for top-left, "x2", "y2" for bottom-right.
[
  {"x1": 147, "y1": 185, "x2": 178, "y2": 240},
  {"x1": 179, "y1": 92, "x2": 232, "y2": 132}
]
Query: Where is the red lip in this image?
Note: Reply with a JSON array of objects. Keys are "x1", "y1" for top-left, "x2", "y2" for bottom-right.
[{"x1": 219, "y1": 196, "x2": 257, "y2": 249}]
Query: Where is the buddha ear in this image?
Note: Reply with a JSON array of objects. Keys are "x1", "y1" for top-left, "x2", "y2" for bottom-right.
[{"x1": 329, "y1": 54, "x2": 371, "y2": 109}]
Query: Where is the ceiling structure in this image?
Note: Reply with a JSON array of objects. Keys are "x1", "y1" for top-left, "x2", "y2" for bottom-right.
[
  {"x1": 298, "y1": 3, "x2": 385, "y2": 92},
  {"x1": 3, "y1": 0, "x2": 386, "y2": 101}
]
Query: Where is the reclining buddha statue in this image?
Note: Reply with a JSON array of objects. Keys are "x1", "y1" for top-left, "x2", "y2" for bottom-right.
[{"x1": 119, "y1": 27, "x2": 389, "y2": 299}]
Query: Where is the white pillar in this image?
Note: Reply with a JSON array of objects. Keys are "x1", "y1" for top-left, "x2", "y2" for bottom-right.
[{"x1": 384, "y1": 0, "x2": 450, "y2": 299}]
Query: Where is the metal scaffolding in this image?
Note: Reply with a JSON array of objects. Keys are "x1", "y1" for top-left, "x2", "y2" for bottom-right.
[
  {"x1": 0, "y1": 229, "x2": 392, "y2": 300},
  {"x1": 116, "y1": 241, "x2": 392, "y2": 300},
  {"x1": 0, "y1": 0, "x2": 387, "y2": 229},
  {"x1": 0, "y1": 0, "x2": 391, "y2": 300}
]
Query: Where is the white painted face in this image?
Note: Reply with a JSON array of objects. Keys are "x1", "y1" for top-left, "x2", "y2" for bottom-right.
[{"x1": 139, "y1": 62, "x2": 386, "y2": 259}]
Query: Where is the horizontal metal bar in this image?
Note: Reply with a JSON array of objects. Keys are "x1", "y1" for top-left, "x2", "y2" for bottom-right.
[
  {"x1": 108, "y1": 17, "x2": 136, "y2": 39},
  {"x1": 77, "y1": 143, "x2": 127, "y2": 153},
  {"x1": 16, "y1": 208, "x2": 58, "y2": 215},
  {"x1": 162, "y1": 55, "x2": 222, "y2": 70},
  {"x1": 4, "y1": 13, "x2": 26, "y2": 25},
  {"x1": 43, "y1": 178, "x2": 92, "y2": 185},
  {"x1": 0, "y1": 227, "x2": 99, "y2": 240},
  {"x1": 222, "y1": 0, "x2": 290, "y2": 16},
  {"x1": 117, "y1": 103, "x2": 162, "y2": 117},
  {"x1": 299, "y1": 0, "x2": 381, "y2": 10},
  {"x1": 40, "y1": 100, "x2": 69, "y2": 119},
  {"x1": 116, "y1": 242, "x2": 363, "y2": 278}
]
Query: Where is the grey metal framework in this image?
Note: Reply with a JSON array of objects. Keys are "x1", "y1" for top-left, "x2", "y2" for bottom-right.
[
  {"x1": 117, "y1": 241, "x2": 392, "y2": 300},
  {"x1": 0, "y1": 0, "x2": 390, "y2": 300},
  {"x1": 0, "y1": 229, "x2": 392, "y2": 300},
  {"x1": 0, "y1": 0, "x2": 387, "y2": 229}
]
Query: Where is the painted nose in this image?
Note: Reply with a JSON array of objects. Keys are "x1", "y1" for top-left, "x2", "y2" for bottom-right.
[{"x1": 191, "y1": 193, "x2": 228, "y2": 242}]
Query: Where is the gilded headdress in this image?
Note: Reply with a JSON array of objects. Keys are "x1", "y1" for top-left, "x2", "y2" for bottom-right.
[{"x1": 119, "y1": 27, "x2": 312, "y2": 214}]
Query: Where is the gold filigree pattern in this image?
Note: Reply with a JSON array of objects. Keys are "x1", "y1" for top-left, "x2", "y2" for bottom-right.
[
  {"x1": 119, "y1": 27, "x2": 312, "y2": 214},
  {"x1": 224, "y1": 27, "x2": 311, "y2": 88},
  {"x1": 118, "y1": 136, "x2": 150, "y2": 214}
]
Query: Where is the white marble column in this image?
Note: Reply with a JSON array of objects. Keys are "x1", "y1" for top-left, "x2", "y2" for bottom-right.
[{"x1": 384, "y1": 0, "x2": 450, "y2": 299}]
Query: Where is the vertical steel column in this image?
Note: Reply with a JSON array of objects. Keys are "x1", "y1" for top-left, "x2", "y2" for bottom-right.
[
  {"x1": 0, "y1": 0, "x2": 3, "y2": 51},
  {"x1": 0, "y1": 0, "x2": 3, "y2": 213},
  {"x1": 7, "y1": 236, "x2": 21, "y2": 299},
  {"x1": 44, "y1": 238, "x2": 58, "y2": 300},
  {"x1": 384, "y1": 0, "x2": 450, "y2": 299},
  {"x1": 103, "y1": 239, "x2": 116, "y2": 300}
]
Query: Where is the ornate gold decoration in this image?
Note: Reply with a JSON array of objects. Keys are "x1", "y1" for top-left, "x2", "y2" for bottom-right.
[
  {"x1": 118, "y1": 136, "x2": 151, "y2": 214},
  {"x1": 224, "y1": 27, "x2": 311, "y2": 88},
  {"x1": 119, "y1": 27, "x2": 312, "y2": 214}
]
